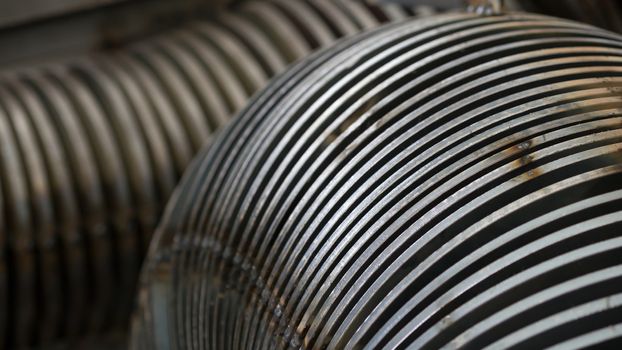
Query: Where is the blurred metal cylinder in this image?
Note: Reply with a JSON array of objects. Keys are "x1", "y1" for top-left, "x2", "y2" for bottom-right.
[{"x1": 0, "y1": 0, "x2": 422, "y2": 348}]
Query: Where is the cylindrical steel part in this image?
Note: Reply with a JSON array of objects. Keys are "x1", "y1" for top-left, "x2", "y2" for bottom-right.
[{"x1": 133, "y1": 12, "x2": 622, "y2": 349}]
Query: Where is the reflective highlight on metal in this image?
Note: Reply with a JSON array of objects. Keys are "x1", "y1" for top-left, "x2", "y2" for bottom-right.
[
  {"x1": 133, "y1": 13, "x2": 622, "y2": 350},
  {"x1": 0, "y1": 1, "x2": 418, "y2": 348}
]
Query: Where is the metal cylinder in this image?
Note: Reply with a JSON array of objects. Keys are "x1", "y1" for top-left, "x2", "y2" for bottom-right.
[{"x1": 133, "y1": 12, "x2": 622, "y2": 349}]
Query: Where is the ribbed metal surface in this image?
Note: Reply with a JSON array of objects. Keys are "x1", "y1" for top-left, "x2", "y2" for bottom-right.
[
  {"x1": 132, "y1": 13, "x2": 622, "y2": 349},
  {"x1": 0, "y1": 1, "x2": 420, "y2": 348}
]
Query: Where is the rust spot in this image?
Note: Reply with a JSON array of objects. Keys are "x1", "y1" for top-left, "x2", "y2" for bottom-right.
[
  {"x1": 526, "y1": 168, "x2": 542, "y2": 178},
  {"x1": 507, "y1": 139, "x2": 542, "y2": 180},
  {"x1": 604, "y1": 148, "x2": 622, "y2": 167},
  {"x1": 519, "y1": 154, "x2": 534, "y2": 166},
  {"x1": 324, "y1": 132, "x2": 337, "y2": 145},
  {"x1": 516, "y1": 140, "x2": 532, "y2": 151},
  {"x1": 513, "y1": 153, "x2": 542, "y2": 180},
  {"x1": 503, "y1": 137, "x2": 531, "y2": 158},
  {"x1": 324, "y1": 94, "x2": 379, "y2": 147},
  {"x1": 606, "y1": 85, "x2": 622, "y2": 95}
]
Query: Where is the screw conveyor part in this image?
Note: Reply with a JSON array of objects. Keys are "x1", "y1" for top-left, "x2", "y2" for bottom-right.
[{"x1": 133, "y1": 11, "x2": 622, "y2": 350}]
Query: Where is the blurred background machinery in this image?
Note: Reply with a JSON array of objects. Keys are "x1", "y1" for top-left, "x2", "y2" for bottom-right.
[
  {"x1": 0, "y1": 0, "x2": 621, "y2": 349},
  {"x1": 0, "y1": 1, "x2": 431, "y2": 348}
]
